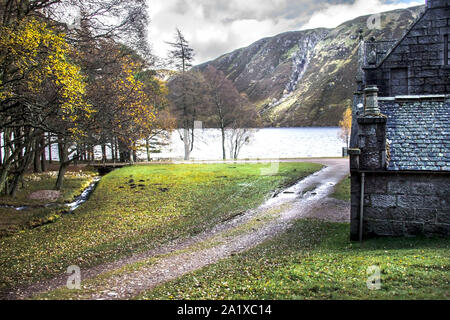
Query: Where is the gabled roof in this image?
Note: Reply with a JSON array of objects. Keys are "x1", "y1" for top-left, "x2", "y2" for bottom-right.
[
  {"x1": 364, "y1": 6, "x2": 428, "y2": 69},
  {"x1": 379, "y1": 97, "x2": 450, "y2": 171}
]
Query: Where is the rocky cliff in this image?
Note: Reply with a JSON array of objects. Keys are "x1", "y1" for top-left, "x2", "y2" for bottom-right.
[{"x1": 197, "y1": 5, "x2": 424, "y2": 127}]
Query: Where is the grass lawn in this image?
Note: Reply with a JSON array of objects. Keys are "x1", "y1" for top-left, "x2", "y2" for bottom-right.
[
  {"x1": 0, "y1": 170, "x2": 97, "y2": 237},
  {"x1": 330, "y1": 175, "x2": 350, "y2": 201},
  {"x1": 0, "y1": 162, "x2": 322, "y2": 294},
  {"x1": 138, "y1": 219, "x2": 449, "y2": 300}
]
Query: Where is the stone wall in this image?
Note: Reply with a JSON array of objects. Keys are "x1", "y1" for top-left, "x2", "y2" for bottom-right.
[
  {"x1": 364, "y1": 1, "x2": 450, "y2": 96},
  {"x1": 350, "y1": 172, "x2": 450, "y2": 239}
]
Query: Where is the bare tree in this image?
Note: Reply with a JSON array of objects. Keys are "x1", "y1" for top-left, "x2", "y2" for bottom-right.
[
  {"x1": 203, "y1": 65, "x2": 246, "y2": 160},
  {"x1": 167, "y1": 71, "x2": 209, "y2": 160},
  {"x1": 226, "y1": 95, "x2": 261, "y2": 160}
]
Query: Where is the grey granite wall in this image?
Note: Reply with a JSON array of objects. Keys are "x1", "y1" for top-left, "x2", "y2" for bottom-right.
[{"x1": 350, "y1": 172, "x2": 450, "y2": 239}]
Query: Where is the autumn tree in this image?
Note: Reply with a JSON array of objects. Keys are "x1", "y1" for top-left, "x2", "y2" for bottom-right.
[
  {"x1": 0, "y1": 0, "x2": 156, "y2": 193},
  {"x1": 339, "y1": 106, "x2": 352, "y2": 148},
  {"x1": 0, "y1": 17, "x2": 90, "y2": 194},
  {"x1": 83, "y1": 46, "x2": 156, "y2": 162},
  {"x1": 135, "y1": 69, "x2": 174, "y2": 161}
]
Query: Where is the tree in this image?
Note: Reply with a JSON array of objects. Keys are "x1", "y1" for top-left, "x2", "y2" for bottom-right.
[
  {"x1": 135, "y1": 69, "x2": 173, "y2": 161},
  {"x1": 227, "y1": 128, "x2": 254, "y2": 160},
  {"x1": 42, "y1": 0, "x2": 151, "y2": 59},
  {"x1": 203, "y1": 66, "x2": 247, "y2": 159},
  {"x1": 166, "y1": 28, "x2": 199, "y2": 160},
  {"x1": 339, "y1": 106, "x2": 352, "y2": 148},
  {"x1": 140, "y1": 109, "x2": 175, "y2": 161},
  {"x1": 166, "y1": 28, "x2": 194, "y2": 73},
  {"x1": 226, "y1": 97, "x2": 261, "y2": 160},
  {"x1": 167, "y1": 70, "x2": 209, "y2": 160},
  {"x1": 84, "y1": 45, "x2": 157, "y2": 162},
  {"x1": 0, "y1": 17, "x2": 90, "y2": 195},
  {"x1": 0, "y1": 0, "x2": 58, "y2": 26}
]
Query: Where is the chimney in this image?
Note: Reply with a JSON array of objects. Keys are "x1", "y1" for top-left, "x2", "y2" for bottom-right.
[
  {"x1": 364, "y1": 86, "x2": 380, "y2": 116},
  {"x1": 357, "y1": 85, "x2": 387, "y2": 170}
]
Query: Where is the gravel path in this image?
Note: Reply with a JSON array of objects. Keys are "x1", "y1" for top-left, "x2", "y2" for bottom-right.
[{"x1": 4, "y1": 158, "x2": 349, "y2": 300}]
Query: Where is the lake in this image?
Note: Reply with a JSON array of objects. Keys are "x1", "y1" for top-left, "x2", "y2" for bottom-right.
[{"x1": 60, "y1": 127, "x2": 346, "y2": 161}]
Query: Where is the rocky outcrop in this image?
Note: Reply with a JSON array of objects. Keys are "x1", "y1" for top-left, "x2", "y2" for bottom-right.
[{"x1": 198, "y1": 29, "x2": 329, "y2": 106}]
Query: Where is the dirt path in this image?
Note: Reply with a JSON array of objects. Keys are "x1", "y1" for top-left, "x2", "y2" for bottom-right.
[{"x1": 5, "y1": 158, "x2": 349, "y2": 300}]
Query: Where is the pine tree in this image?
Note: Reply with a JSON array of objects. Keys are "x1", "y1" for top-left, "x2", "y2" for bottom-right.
[
  {"x1": 166, "y1": 28, "x2": 198, "y2": 160},
  {"x1": 166, "y1": 28, "x2": 195, "y2": 73}
]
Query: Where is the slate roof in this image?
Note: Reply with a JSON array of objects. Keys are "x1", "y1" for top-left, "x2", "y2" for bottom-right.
[{"x1": 379, "y1": 99, "x2": 450, "y2": 171}]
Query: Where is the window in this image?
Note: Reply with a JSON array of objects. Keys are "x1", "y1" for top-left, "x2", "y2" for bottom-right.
[{"x1": 445, "y1": 35, "x2": 449, "y2": 66}]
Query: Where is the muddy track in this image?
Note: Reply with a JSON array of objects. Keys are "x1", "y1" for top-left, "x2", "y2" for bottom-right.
[{"x1": 3, "y1": 158, "x2": 349, "y2": 300}]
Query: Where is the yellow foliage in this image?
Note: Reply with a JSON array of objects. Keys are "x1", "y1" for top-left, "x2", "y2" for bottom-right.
[
  {"x1": 0, "y1": 18, "x2": 91, "y2": 135},
  {"x1": 339, "y1": 107, "x2": 352, "y2": 147}
]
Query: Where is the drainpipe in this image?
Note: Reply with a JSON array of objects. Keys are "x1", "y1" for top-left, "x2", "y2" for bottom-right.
[{"x1": 359, "y1": 172, "x2": 365, "y2": 242}]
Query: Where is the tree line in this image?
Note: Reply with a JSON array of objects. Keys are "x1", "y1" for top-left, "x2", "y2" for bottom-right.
[
  {"x1": 0, "y1": 0, "x2": 170, "y2": 194},
  {"x1": 166, "y1": 28, "x2": 261, "y2": 161},
  {"x1": 0, "y1": 1, "x2": 262, "y2": 198}
]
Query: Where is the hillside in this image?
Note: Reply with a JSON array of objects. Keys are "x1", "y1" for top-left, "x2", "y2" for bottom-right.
[{"x1": 197, "y1": 5, "x2": 424, "y2": 127}]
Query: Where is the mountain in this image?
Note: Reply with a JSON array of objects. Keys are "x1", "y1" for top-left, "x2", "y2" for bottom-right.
[{"x1": 197, "y1": 5, "x2": 424, "y2": 127}]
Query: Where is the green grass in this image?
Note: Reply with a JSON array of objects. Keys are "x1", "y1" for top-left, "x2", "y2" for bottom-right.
[
  {"x1": 0, "y1": 162, "x2": 322, "y2": 294},
  {"x1": 0, "y1": 171, "x2": 97, "y2": 237},
  {"x1": 138, "y1": 219, "x2": 450, "y2": 300},
  {"x1": 330, "y1": 175, "x2": 350, "y2": 201}
]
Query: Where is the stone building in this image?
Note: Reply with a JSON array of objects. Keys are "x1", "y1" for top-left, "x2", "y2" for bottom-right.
[{"x1": 349, "y1": 0, "x2": 450, "y2": 240}]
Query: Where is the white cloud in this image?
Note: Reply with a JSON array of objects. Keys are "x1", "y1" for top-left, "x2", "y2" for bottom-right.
[
  {"x1": 301, "y1": 0, "x2": 423, "y2": 30},
  {"x1": 147, "y1": 0, "x2": 425, "y2": 65}
]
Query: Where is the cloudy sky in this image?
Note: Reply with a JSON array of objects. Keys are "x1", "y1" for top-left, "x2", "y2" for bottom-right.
[{"x1": 148, "y1": 0, "x2": 423, "y2": 65}]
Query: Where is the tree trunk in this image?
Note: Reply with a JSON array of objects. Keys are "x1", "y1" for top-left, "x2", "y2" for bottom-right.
[
  {"x1": 40, "y1": 134, "x2": 47, "y2": 172},
  {"x1": 73, "y1": 145, "x2": 78, "y2": 166},
  {"x1": 111, "y1": 140, "x2": 116, "y2": 162},
  {"x1": 132, "y1": 142, "x2": 137, "y2": 163},
  {"x1": 10, "y1": 139, "x2": 33, "y2": 197},
  {"x1": 118, "y1": 139, "x2": 131, "y2": 163},
  {"x1": 82, "y1": 144, "x2": 87, "y2": 161},
  {"x1": 221, "y1": 126, "x2": 226, "y2": 160},
  {"x1": 183, "y1": 127, "x2": 190, "y2": 160},
  {"x1": 47, "y1": 132, "x2": 53, "y2": 164},
  {"x1": 56, "y1": 138, "x2": 69, "y2": 190},
  {"x1": 0, "y1": 157, "x2": 13, "y2": 195},
  {"x1": 0, "y1": 130, "x2": 13, "y2": 194},
  {"x1": 0, "y1": 132, "x2": 3, "y2": 166},
  {"x1": 101, "y1": 144, "x2": 107, "y2": 163},
  {"x1": 88, "y1": 145, "x2": 94, "y2": 164},
  {"x1": 114, "y1": 138, "x2": 119, "y2": 162},
  {"x1": 146, "y1": 138, "x2": 151, "y2": 162},
  {"x1": 33, "y1": 136, "x2": 42, "y2": 173},
  {"x1": 55, "y1": 161, "x2": 69, "y2": 190},
  {"x1": 233, "y1": 135, "x2": 239, "y2": 160}
]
